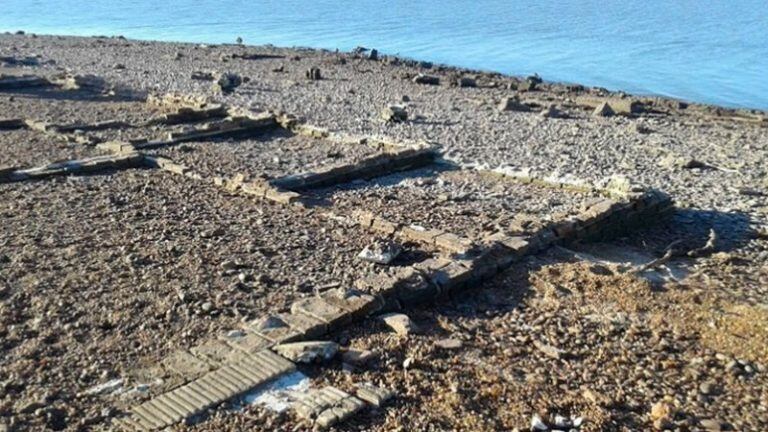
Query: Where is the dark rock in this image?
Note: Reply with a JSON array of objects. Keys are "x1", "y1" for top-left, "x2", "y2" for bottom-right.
[
  {"x1": 413, "y1": 74, "x2": 440, "y2": 85},
  {"x1": 45, "y1": 408, "x2": 67, "y2": 431},
  {"x1": 306, "y1": 67, "x2": 322, "y2": 80},
  {"x1": 191, "y1": 71, "x2": 215, "y2": 81},
  {"x1": 540, "y1": 104, "x2": 567, "y2": 118},
  {"x1": 381, "y1": 105, "x2": 408, "y2": 123},
  {"x1": 213, "y1": 72, "x2": 242, "y2": 93}
]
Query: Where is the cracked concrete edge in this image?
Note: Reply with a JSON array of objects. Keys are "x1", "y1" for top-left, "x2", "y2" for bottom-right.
[
  {"x1": 0, "y1": 152, "x2": 146, "y2": 183},
  {"x1": 435, "y1": 156, "x2": 664, "y2": 202}
]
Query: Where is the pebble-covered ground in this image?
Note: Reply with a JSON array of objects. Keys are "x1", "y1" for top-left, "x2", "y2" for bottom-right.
[
  {"x1": 0, "y1": 128, "x2": 102, "y2": 167},
  {"x1": 0, "y1": 170, "x2": 431, "y2": 431},
  {"x1": 1, "y1": 32, "x2": 767, "y2": 432}
]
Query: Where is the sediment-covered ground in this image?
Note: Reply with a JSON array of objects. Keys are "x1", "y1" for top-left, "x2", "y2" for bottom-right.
[
  {"x1": 1, "y1": 32, "x2": 767, "y2": 432},
  {"x1": 151, "y1": 129, "x2": 383, "y2": 181},
  {"x1": 307, "y1": 167, "x2": 603, "y2": 238}
]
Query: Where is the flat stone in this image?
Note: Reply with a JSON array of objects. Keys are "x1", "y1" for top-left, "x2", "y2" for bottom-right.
[
  {"x1": 413, "y1": 74, "x2": 439, "y2": 85},
  {"x1": 379, "y1": 313, "x2": 418, "y2": 336}
]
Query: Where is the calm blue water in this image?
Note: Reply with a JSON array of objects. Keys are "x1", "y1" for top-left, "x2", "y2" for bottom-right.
[{"x1": 2, "y1": 1, "x2": 767, "y2": 109}]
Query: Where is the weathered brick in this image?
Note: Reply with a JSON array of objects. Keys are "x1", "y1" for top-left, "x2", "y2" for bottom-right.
[
  {"x1": 433, "y1": 232, "x2": 475, "y2": 253},
  {"x1": 356, "y1": 383, "x2": 394, "y2": 407},
  {"x1": 290, "y1": 297, "x2": 349, "y2": 329},
  {"x1": 320, "y1": 288, "x2": 380, "y2": 319},
  {"x1": 292, "y1": 386, "x2": 365, "y2": 430},
  {"x1": 370, "y1": 217, "x2": 399, "y2": 236},
  {"x1": 400, "y1": 225, "x2": 442, "y2": 244}
]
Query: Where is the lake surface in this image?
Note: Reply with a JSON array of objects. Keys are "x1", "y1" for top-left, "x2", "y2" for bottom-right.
[{"x1": 2, "y1": 0, "x2": 767, "y2": 109}]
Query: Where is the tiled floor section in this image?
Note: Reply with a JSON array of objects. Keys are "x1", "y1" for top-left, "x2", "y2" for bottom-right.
[{"x1": 116, "y1": 349, "x2": 295, "y2": 431}]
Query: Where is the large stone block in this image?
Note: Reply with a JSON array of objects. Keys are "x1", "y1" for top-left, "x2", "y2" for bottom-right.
[
  {"x1": 320, "y1": 288, "x2": 380, "y2": 320},
  {"x1": 433, "y1": 232, "x2": 475, "y2": 254},
  {"x1": 400, "y1": 225, "x2": 443, "y2": 244},
  {"x1": 290, "y1": 297, "x2": 349, "y2": 330}
]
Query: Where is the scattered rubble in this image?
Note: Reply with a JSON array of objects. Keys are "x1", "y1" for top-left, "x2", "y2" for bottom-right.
[
  {"x1": 357, "y1": 239, "x2": 402, "y2": 264},
  {"x1": 380, "y1": 104, "x2": 408, "y2": 123}
]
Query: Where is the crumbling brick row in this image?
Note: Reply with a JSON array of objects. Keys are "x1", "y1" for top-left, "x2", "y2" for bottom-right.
[
  {"x1": 292, "y1": 123, "x2": 330, "y2": 138},
  {"x1": 352, "y1": 211, "x2": 475, "y2": 255},
  {"x1": 144, "y1": 104, "x2": 228, "y2": 126},
  {"x1": 291, "y1": 297, "x2": 351, "y2": 331},
  {"x1": 134, "y1": 115, "x2": 277, "y2": 150},
  {"x1": 0, "y1": 118, "x2": 26, "y2": 130},
  {"x1": 2, "y1": 153, "x2": 145, "y2": 183},
  {"x1": 146, "y1": 92, "x2": 210, "y2": 111},
  {"x1": 319, "y1": 288, "x2": 382, "y2": 321},
  {"x1": 270, "y1": 147, "x2": 436, "y2": 191},
  {"x1": 292, "y1": 386, "x2": 366, "y2": 431},
  {"x1": 0, "y1": 74, "x2": 50, "y2": 90}
]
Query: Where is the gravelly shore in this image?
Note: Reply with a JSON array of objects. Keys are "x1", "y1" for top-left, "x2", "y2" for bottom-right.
[{"x1": 1, "y1": 32, "x2": 767, "y2": 432}]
